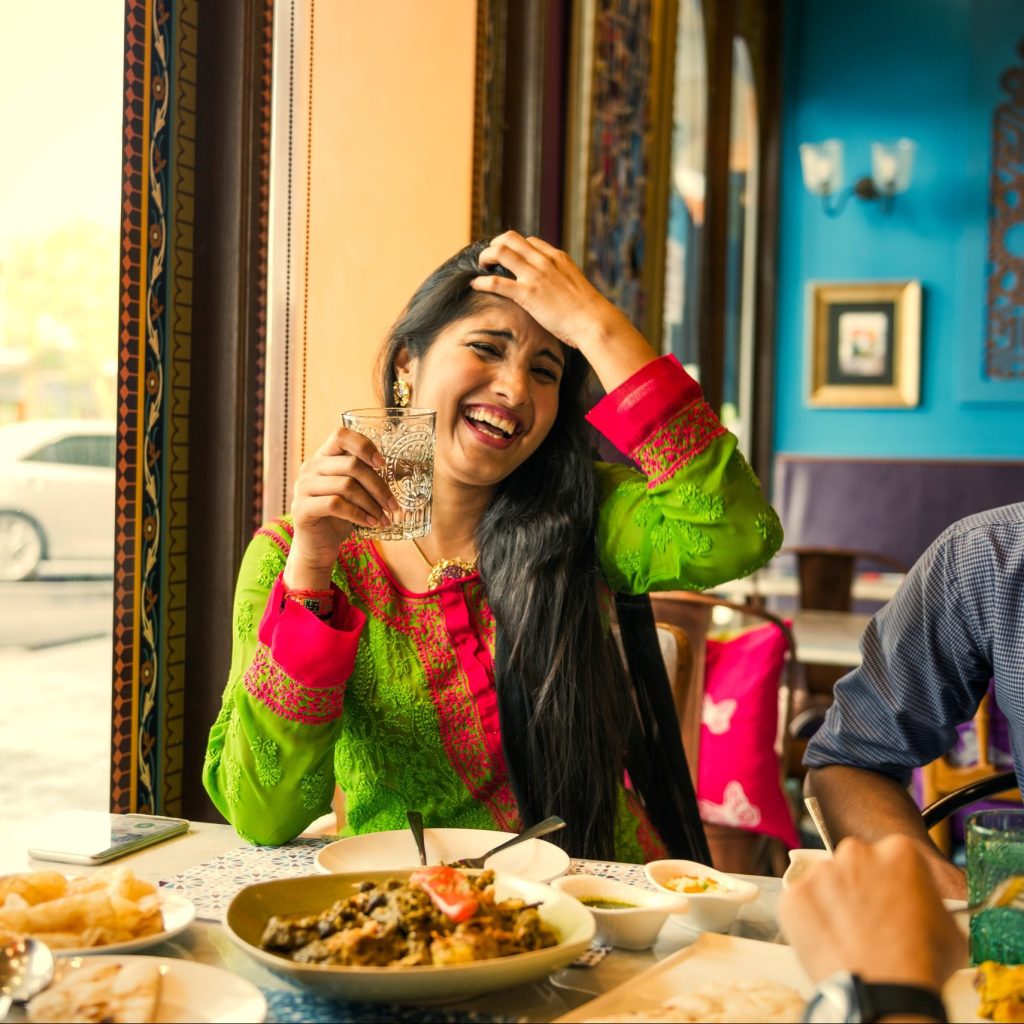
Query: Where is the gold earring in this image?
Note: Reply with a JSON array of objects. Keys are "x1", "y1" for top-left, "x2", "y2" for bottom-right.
[{"x1": 393, "y1": 379, "x2": 411, "y2": 407}]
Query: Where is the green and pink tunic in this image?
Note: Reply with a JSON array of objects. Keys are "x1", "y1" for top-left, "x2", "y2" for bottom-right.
[{"x1": 203, "y1": 356, "x2": 783, "y2": 860}]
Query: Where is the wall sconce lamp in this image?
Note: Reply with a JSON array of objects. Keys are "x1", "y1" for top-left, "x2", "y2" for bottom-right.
[{"x1": 799, "y1": 138, "x2": 916, "y2": 217}]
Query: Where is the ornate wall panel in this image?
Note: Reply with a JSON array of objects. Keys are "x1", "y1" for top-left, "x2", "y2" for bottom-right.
[
  {"x1": 985, "y1": 38, "x2": 1024, "y2": 380},
  {"x1": 565, "y1": 0, "x2": 675, "y2": 346}
]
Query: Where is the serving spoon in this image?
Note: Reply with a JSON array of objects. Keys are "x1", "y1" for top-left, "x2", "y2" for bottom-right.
[{"x1": 0, "y1": 937, "x2": 55, "y2": 1019}]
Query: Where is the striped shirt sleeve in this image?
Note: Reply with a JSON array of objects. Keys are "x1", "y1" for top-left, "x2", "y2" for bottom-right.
[{"x1": 803, "y1": 508, "x2": 1013, "y2": 783}]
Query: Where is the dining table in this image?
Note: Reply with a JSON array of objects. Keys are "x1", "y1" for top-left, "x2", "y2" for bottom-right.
[
  {"x1": 788, "y1": 608, "x2": 872, "y2": 669},
  {"x1": 712, "y1": 569, "x2": 904, "y2": 606},
  {"x1": 0, "y1": 817, "x2": 787, "y2": 1024}
]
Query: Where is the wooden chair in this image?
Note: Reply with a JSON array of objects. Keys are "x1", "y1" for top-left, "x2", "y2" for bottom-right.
[
  {"x1": 650, "y1": 591, "x2": 804, "y2": 876},
  {"x1": 921, "y1": 769, "x2": 1019, "y2": 832},
  {"x1": 782, "y1": 545, "x2": 910, "y2": 614},
  {"x1": 919, "y1": 693, "x2": 1021, "y2": 854},
  {"x1": 779, "y1": 546, "x2": 911, "y2": 762}
]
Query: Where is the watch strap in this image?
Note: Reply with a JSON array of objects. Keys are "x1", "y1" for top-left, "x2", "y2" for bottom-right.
[{"x1": 862, "y1": 980, "x2": 948, "y2": 1023}]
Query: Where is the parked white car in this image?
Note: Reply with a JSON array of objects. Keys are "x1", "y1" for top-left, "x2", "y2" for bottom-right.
[{"x1": 0, "y1": 419, "x2": 116, "y2": 581}]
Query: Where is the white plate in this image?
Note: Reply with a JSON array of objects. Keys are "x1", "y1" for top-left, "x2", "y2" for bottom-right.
[
  {"x1": 37, "y1": 955, "x2": 266, "y2": 1023},
  {"x1": 556, "y1": 933, "x2": 979, "y2": 1024},
  {"x1": 314, "y1": 827, "x2": 570, "y2": 883},
  {"x1": 225, "y1": 869, "x2": 595, "y2": 1003},
  {"x1": 943, "y1": 967, "x2": 985, "y2": 1023},
  {"x1": 556, "y1": 932, "x2": 813, "y2": 1022},
  {"x1": 61, "y1": 891, "x2": 197, "y2": 956}
]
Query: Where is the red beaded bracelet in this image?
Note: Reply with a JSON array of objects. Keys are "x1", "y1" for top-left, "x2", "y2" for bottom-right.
[{"x1": 282, "y1": 585, "x2": 335, "y2": 620}]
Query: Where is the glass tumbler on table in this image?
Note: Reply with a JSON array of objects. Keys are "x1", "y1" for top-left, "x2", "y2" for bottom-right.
[
  {"x1": 341, "y1": 407, "x2": 435, "y2": 540},
  {"x1": 967, "y1": 808, "x2": 1024, "y2": 965}
]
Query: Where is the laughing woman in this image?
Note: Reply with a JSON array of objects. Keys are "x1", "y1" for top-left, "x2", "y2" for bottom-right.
[{"x1": 203, "y1": 231, "x2": 783, "y2": 861}]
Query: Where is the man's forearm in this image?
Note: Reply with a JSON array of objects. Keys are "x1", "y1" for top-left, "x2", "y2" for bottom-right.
[{"x1": 805, "y1": 765, "x2": 966, "y2": 898}]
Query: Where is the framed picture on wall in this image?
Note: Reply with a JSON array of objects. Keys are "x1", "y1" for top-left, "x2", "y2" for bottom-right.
[{"x1": 807, "y1": 281, "x2": 922, "y2": 408}]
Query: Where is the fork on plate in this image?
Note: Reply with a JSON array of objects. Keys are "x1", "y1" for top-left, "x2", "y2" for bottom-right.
[{"x1": 448, "y1": 815, "x2": 566, "y2": 870}]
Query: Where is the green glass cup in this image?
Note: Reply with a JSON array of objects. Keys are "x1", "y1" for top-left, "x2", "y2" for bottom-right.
[{"x1": 967, "y1": 808, "x2": 1024, "y2": 965}]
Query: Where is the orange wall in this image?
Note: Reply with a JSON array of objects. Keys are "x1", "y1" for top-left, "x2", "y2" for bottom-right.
[{"x1": 303, "y1": 0, "x2": 477, "y2": 454}]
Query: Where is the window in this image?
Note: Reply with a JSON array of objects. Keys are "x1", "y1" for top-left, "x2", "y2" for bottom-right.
[{"x1": 0, "y1": 1, "x2": 122, "y2": 824}]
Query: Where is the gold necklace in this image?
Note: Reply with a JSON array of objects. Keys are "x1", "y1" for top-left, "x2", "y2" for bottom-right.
[{"x1": 411, "y1": 538, "x2": 477, "y2": 590}]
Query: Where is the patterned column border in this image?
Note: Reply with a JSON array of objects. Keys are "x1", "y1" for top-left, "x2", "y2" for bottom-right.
[
  {"x1": 161, "y1": 0, "x2": 198, "y2": 815},
  {"x1": 112, "y1": 0, "x2": 150, "y2": 813},
  {"x1": 471, "y1": 0, "x2": 508, "y2": 241},
  {"x1": 252, "y1": 2, "x2": 275, "y2": 532},
  {"x1": 112, "y1": 0, "x2": 185, "y2": 814}
]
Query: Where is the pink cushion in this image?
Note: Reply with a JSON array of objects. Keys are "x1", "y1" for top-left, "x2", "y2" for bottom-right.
[{"x1": 696, "y1": 623, "x2": 800, "y2": 848}]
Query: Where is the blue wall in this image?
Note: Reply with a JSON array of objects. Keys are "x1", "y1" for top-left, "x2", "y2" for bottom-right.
[{"x1": 774, "y1": 0, "x2": 1024, "y2": 458}]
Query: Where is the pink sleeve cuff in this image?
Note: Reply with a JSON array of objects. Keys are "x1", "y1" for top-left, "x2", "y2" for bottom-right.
[
  {"x1": 585, "y1": 354, "x2": 704, "y2": 457},
  {"x1": 257, "y1": 575, "x2": 366, "y2": 689}
]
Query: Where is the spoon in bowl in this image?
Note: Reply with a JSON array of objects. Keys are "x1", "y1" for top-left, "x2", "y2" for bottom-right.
[{"x1": 0, "y1": 937, "x2": 55, "y2": 1019}]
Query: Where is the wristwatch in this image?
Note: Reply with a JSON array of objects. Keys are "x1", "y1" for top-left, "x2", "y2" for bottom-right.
[{"x1": 803, "y1": 972, "x2": 948, "y2": 1023}]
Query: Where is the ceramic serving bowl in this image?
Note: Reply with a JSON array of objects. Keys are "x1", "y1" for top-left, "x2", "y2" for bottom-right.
[
  {"x1": 643, "y1": 859, "x2": 759, "y2": 933},
  {"x1": 224, "y1": 869, "x2": 594, "y2": 1003},
  {"x1": 551, "y1": 874, "x2": 689, "y2": 951},
  {"x1": 781, "y1": 847, "x2": 833, "y2": 889}
]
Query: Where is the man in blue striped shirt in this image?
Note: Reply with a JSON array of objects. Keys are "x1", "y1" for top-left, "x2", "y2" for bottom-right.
[{"x1": 804, "y1": 502, "x2": 1024, "y2": 899}]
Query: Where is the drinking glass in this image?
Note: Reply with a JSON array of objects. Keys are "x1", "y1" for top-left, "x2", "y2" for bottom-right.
[
  {"x1": 341, "y1": 407, "x2": 435, "y2": 540},
  {"x1": 967, "y1": 808, "x2": 1024, "y2": 964}
]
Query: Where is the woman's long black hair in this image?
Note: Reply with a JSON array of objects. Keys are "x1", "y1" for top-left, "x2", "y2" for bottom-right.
[{"x1": 379, "y1": 240, "x2": 709, "y2": 862}]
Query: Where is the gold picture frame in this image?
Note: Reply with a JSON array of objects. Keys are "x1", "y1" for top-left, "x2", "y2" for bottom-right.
[{"x1": 807, "y1": 280, "x2": 922, "y2": 408}]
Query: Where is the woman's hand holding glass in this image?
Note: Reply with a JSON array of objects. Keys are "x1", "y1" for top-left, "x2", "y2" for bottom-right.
[{"x1": 284, "y1": 426, "x2": 400, "y2": 590}]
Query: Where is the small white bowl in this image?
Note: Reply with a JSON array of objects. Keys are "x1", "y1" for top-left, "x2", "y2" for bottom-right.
[
  {"x1": 551, "y1": 874, "x2": 689, "y2": 950},
  {"x1": 643, "y1": 859, "x2": 758, "y2": 933},
  {"x1": 781, "y1": 847, "x2": 833, "y2": 889}
]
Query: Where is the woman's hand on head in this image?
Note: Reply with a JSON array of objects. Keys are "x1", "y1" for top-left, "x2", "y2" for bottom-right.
[
  {"x1": 471, "y1": 231, "x2": 630, "y2": 350},
  {"x1": 283, "y1": 426, "x2": 400, "y2": 590},
  {"x1": 471, "y1": 231, "x2": 658, "y2": 391}
]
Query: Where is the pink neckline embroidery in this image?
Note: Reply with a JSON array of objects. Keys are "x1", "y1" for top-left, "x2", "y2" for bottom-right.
[{"x1": 339, "y1": 538, "x2": 518, "y2": 831}]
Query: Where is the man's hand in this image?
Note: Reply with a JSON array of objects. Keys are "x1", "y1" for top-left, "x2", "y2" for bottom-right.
[{"x1": 779, "y1": 835, "x2": 967, "y2": 991}]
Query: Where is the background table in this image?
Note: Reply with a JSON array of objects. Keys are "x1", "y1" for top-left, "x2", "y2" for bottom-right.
[
  {"x1": 713, "y1": 570, "x2": 903, "y2": 605},
  {"x1": 0, "y1": 819, "x2": 784, "y2": 1023},
  {"x1": 789, "y1": 609, "x2": 871, "y2": 669}
]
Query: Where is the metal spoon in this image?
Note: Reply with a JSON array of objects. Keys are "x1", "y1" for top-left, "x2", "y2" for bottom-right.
[
  {"x1": 407, "y1": 810, "x2": 428, "y2": 866},
  {"x1": 0, "y1": 937, "x2": 55, "y2": 1018},
  {"x1": 803, "y1": 796, "x2": 835, "y2": 855},
  {"x1": 449, "y1": 815, "x2": 567, "y2": 870}
]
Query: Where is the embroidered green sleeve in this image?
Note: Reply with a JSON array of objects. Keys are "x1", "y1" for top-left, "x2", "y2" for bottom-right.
[
  {"x1": 202, "y1": 526, "x2": 343, "y2": 846},
  {"x1": 595, "y1": 429, "x2": 783, "y2": 594}
]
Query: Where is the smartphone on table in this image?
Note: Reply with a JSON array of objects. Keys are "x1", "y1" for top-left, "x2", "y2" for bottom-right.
[{"x1": 26, "y1": 811, "x2": 190, "y2": 865}]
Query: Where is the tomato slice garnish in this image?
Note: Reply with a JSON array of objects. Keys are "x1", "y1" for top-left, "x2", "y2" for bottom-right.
[{"x1": 410, "y1": 865, "x2": 480, "y2": 922}]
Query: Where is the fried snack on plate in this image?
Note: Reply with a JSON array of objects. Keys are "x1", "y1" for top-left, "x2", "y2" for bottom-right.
[
  {"x1": 27, "y1": 959, "x2": 162, "y2": 1024},
  {"x1": 0, "y1": 867, "x2": 163, "y2": 950},
  {"x1": 976, "y1": 961, "x2": 1024, "y2": 1022},
  {"x1": 0, "y1": 871, "x2": 68, "y2": 906}
]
